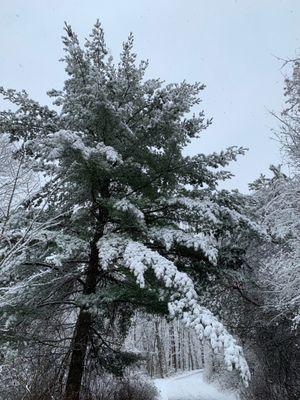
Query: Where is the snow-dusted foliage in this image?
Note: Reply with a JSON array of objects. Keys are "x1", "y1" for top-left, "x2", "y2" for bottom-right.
[
  {"x1": 39, "y1": 129, "x2": 123, "y2": 165},
  {"x1": 114, "y1": 199, "x2": 145, "y2": 222},
  {"x1": 0, "y1": 135, "x2": 39, "y2": 221},
  {"x1": 249, "y1": 57, "x2": 300, "y2": 325},
  {"x1": 0, "y1": 20, "x2": 259, "y2": 396},
  {"x1": 98, "y1": 235, "x2": 250, "y2": 382},
  {"x1": 149, "y1": 226, "x2": 218, "y2": 265},
  {"x1": 252, "y1": 167, "x2": 300, "y2": 325},
  {"x1": 278, "y1": 58, "x2": 300, "y2": 170}
]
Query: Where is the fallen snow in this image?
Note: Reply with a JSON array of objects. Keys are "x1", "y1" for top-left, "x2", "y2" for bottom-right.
[{"x1": 154, "y1": 370, "x2": 239, "y2": 400}]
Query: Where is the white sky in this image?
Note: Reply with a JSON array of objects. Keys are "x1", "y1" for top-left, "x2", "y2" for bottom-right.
[{"x1": 1, "y1": 0, "x2": 300, "y2": 192}]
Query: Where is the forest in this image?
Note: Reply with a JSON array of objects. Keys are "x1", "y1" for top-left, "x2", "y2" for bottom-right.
[{"x1": 0, "y1": 18, "x2": 299, "y2": 400}]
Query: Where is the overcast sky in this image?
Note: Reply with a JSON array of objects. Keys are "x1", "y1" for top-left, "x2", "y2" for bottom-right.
[{"x1": 1, "y1": 0, "x2": 300, "y2": 192}]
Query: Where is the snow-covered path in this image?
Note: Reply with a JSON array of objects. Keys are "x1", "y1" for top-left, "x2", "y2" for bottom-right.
[{"x1": 154, "y1": 370, "x2": 238, "y2": 400}]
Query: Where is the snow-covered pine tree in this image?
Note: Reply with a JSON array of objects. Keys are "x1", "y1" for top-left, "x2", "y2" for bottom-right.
[{"x1": 0, "y1": 21, "x2": 259, "y2": 399}]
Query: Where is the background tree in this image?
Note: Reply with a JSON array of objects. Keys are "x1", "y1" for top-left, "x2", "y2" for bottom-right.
[
  {"x1": 208, "y1": 57, "x2": 300, "y2": 400},
  {"x1": 239, "y1": 59, "x2": 300, "y2": 398},
  {"x1": 125, "y1": 313, "x2": 204, "y2": 378}
]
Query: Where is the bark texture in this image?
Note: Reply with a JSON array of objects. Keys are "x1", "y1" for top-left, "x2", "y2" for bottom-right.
[{"x1": 64, "y1": 239, "x2": 100, "y2": 400}]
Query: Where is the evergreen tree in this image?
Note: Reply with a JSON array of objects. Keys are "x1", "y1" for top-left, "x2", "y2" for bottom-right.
[{"x1": 0, "y1": 21, "x2": 259, "y2": 399}]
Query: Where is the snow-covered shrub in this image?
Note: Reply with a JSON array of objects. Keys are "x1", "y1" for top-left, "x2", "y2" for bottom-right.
[
  {"x1": 0, "y1": 348, "x2": 65, "y2": 400},
  {"x1": 78, "y1": 371, "x2": 158, "y2": 400},
  {"x1": 113, "y1": 374, "x2": 158, "y2": 400}
]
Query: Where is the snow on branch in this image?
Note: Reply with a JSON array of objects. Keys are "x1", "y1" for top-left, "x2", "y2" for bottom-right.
[
  {"x1": 113, "y1": 199, "x2": 145, "y2": 222},
  {"x1": 149, "y1": 226, "x2": 218, "y2": 265},
  {"x1": 98, "y1": 235, "x2": 250, "y2": 383},
  {"x1": 220, "y1": 206, "x2": 267, "y2": 237},
  {"x1": 163, "y1": 197, "x2": 220, "y2": 225},
  {"x1": 162, "y1": 196, "x2": 267, "y2": 238},
  {"x1": 37, "y1": 130, "x2": 123, "y2": 164}
]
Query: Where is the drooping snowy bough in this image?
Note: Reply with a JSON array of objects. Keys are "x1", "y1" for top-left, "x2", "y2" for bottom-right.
[{"x1": 98, "y1": 232, "x2": 250, "y2": 383}]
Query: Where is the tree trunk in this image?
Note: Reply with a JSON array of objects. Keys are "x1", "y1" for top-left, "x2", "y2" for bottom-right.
[
  {"x1": 200, "y1": 340, "x2": 205, "y2": 368},
  {"x1": 64, "y1": 309, "x2": 91, "y2": 400},
  {"x1": 155, "y1": 319, "x2": 165, "y2": 378},
  {"x1": 181, "y1": 326, "x2": 186, "y2": 371},
  {"x1": 64, "y1": 239, "x2": 100, "y2": 400},
  {"x1": 177, "y1": 321, "x2": 182, "y2": 371},
  {"x1": 170, "y1": 322, "x2": 177, "y2": 372},
  {"x1": 188, "y1": 332, "x2": 194, "y2": 371}
]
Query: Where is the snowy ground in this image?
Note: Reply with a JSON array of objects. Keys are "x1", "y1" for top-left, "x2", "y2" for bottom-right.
[{"x1": 154, "y1": 370, "x2": 239, "y2": 400}]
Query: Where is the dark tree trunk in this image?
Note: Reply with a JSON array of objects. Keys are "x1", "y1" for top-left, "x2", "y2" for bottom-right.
[
  {"x1": 64, "y1": 239, "x2": 100, "y2": 400},
  {"x1": 64, "y1": 309, "x2": 92, "y2": 400},
  {"x1": 170, "y1": 322, "x2": 177, "y2": 372}
]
